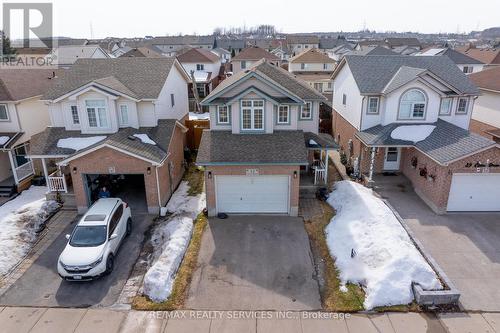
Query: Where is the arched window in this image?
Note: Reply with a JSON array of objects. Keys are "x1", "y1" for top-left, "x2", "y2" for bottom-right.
[{"x1": 399, "y1": 89, "x2": 426, "y2": 119}]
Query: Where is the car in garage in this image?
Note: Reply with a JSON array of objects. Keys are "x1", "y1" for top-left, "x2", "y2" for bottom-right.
[{"x1": 58, "y1": 198, "x2": 132, "y2": 281}]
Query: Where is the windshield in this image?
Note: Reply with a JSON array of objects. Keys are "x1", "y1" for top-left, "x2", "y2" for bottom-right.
[{"x1": 69, "y1": 226, "x2": 107, "y2": 247}]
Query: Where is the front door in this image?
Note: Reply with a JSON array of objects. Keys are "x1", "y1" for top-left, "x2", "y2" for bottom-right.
[{"x1": 383, "y1": 147, "x2": 400, "y2": 171}]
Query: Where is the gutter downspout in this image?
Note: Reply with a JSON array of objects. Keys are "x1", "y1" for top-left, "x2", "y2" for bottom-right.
[
  {"x1": 155, "y1": 165, "x2": 162, "y2": 210},
  {"x1": 368, "y1": 147, "x2": 376, "y2": 183}
]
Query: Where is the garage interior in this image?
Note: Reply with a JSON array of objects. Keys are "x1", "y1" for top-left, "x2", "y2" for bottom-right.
[{"x1": 83, "y1": 174, "x2": 148, "y2": 213}]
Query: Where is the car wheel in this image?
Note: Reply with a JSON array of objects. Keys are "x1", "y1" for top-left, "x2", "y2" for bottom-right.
[
  {"x1": 126, "y1": 218, "x2": 132, "y2": 236},
  {"x1": 105, "y1": 254, "x2": 114, "y2": 275}
]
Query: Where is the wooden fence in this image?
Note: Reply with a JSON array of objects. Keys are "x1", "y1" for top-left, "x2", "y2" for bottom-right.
[{"x1": 185, "y1": 119, "x2": 210, "y2": 150}]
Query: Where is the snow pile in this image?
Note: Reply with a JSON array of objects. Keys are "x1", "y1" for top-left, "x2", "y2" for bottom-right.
[
  {"x1": 309, "y1": 139, "x2": 318, "y2": 146},
  {"x1": 188, "y1": 112, "x2": 210, "y2": 120},
  {"x1": 390, "y1": 125, "x2": 436, "y2": 143},
  {"x1": 143, "y1": 216, "x2": 193, "y2": 302},
  {"x1": 143, "y1": 181, "x2": 206, "y2": 302},
  {"x1": 0, "y1": 136, "x2": 9, "y2": 145},
  {"x1": 325, "y1": 181, "x2": 442, "y2": 309},
  {"x1": 57, "y1": 136, "x2": 106, "y2": 151},
  {"x1": 133, "y1": 134, "x2": 156, "y2": 145},
  {"x1": 0, "y1": 186, "x2": 60, "y2": 276}
]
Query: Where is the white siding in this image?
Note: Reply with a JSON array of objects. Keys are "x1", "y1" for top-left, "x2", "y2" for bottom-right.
[
  {"x1": 155, "y1": 64, "x2": 189, "y2": 121},
  {"x1": 15, "y1": 98, "x2": 50, "y2": 144},
  {"x1": 332, "y1": 64, "x2": 364, "y2": 130},
  {"x1": 137, "y1": 102, "x2": 156, "y2": 127},
  {"x1": 289, "y1": 62, "x2": 334, "y2": 72},
  {"x1": 0, "y1": 103, "x2": 21, "y2": 133},
  {"x1": 471, "y1": 90, "x2": 500, "y2": 129}
]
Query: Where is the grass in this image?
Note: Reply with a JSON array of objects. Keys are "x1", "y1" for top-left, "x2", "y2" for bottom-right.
[
  {"x1": 183, "y1": 164, "x2": 205, "y2": 196},
  {"x1": 303, "y1": 201, "x2": 365, "y2": 312},
  {"x1": 132, "y1": 213, "x2": 208, "y2": 310}
]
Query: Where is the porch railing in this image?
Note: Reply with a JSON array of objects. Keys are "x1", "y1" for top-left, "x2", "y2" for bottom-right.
[
  {"x1": 14, "y1": 161, "x2": 34, "y2": 182},
  {"x1": 47, "y1": 169, "x2": 68, "y2": 193},
  {"x1": 312, "y1": 159, "x2": 326, "y2": 185}
]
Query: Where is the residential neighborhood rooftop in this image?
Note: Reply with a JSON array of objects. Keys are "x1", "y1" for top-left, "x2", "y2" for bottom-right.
[
  {"x1": 0, "y1": 69, "x2": 63, "y2": 101},
  {"x1": 288, "y1": 48, "x2": 336, "y2": 63},
  {"x1": 469, "y1": 66, "x2": 500, "y2": 92},
  {"x1": 231, "y1": 46, "x2": 280, "y2": 61},
  {"x1": 176, "y1": 47, "x2": 220, "y2": 63}
]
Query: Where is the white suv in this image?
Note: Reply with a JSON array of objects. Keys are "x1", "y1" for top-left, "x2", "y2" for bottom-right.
[{"x1": 58, "y1": 198, "x2": 132, "y2": 281}]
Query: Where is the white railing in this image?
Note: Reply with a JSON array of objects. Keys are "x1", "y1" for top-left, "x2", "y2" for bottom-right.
[
  {"x1": 47, "y1": 170, "x2": 67, "y2": 193},
  {"x1": 15, "y1": 161, "x2": 34, "y2": 182},
  {"x1": 312, "y1": 159, "x2": 326, "y2": 185}
]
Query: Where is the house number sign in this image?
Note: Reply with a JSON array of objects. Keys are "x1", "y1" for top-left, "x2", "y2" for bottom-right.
[
  {"x1": 108, "y1": 166, "x2": 116, "y2": 174},
  {"x1": 246, "y1": 168, "x2": 259, "y2": 176}
]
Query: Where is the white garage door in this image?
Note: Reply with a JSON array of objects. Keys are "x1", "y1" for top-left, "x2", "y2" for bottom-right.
[
  {"x1": 447, "y1": 173, "x2": 500, "y2": 211},
  {"x1": 216, "y1": 175, "x2": 289, "y2": 214}
]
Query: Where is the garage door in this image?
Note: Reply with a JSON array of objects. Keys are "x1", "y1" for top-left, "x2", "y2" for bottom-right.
[
  {"x1": 216, "y1": 175, "x2": 289, "y2": 214},
  {"x1": 447, "y1": 173, "x2": 500, "y2": 211}
]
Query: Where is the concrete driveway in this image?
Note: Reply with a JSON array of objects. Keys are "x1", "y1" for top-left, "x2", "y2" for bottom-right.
[
  {"x1": 374, "y1": 175, "x2": 500, "y2": 311},
  {"x1": 186, "y1": 216, "x2": 321, "y2": 310},
  {"x1": 0, "y1": 213, "x2": 153, "y2": 307}
]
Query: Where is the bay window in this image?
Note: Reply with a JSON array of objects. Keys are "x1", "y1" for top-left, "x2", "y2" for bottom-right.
[
  {"x1": 86, "y1": 100, "x2": 108, "y2": 128},
  {"x1": 367, "y1": 97, "x2": 379, "y2": 114},
  {"x1": 70, "y1": 105, "x2": 79, "y2": 124},
  {"x1": 241, "y1": 100, "x2": 264, "y2": 131},
  {"x1": 0, "y1": 104, "x2": 9, "y2": 121},
  {"x1": 398, "y1": 89, "x2": 426, "y2": 120},
  {"x1": 119, "y1": 104, "x2": 129, "y2": 126}
]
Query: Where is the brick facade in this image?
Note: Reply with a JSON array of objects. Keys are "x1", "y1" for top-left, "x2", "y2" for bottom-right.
[
  {"x1": 469, "y1": 119, "x2": 499, "y2": 142},
  {"x1": 204, "y1": 165, "x2": 300, "y2": 217}
]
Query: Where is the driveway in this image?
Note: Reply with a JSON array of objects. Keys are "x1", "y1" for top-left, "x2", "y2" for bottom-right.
[
  {"x1": 0, "y1": 213, "x2": 153, "y2": 307},
  {"x1": 186, "y1": 216, "x2": 321, "y2": 310},
  {"x1": 374, "y1": 175, "x2": 500, "y2": 311}
]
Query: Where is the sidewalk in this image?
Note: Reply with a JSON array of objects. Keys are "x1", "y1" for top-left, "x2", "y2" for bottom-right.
[{"x1": 0, "y1": 307, "x2": 499, "y2": 333}]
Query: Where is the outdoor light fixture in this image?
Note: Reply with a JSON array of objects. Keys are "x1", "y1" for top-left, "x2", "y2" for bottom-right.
[
  {"x1": 147, "y1": 167, "x2": 151, "y2": 175},
  {"x1": 208, "y1": 171, "x2": 212, "y2": 179},
  {"x1": 293, "y1": 171, "x2": 298, "y2": 178},
  {"x1": 72, "y1": 167, "x2": 77, "y2": 174}
]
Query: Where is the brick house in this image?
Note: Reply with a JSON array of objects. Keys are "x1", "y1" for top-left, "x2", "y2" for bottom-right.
[
  {"x1": 196, "y1": 59, "x2": 337, "y2": 216},
  {"x1": 331, "y1": 55, "x2": 500, "y2": 213},
  {"x1": 29, "y1": 58, "x2": 190, "y2": 214},
  {"x1": 468, "y1": 67, "x2": 500, "y2": 142}
]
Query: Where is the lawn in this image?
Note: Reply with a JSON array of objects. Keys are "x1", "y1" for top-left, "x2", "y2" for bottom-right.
[{"x1": 303, "y1": 201, "x2": 365, "y2": 312}]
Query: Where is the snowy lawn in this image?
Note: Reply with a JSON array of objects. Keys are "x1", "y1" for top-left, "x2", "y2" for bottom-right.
[
  {"x1": 142, "y1": 179, "x2": 206, "y2": 303},
  {"x1": 325, "y1": 181, "x2": 442, "y2": 309},
  {"x1": 0, "y1": 186, "x2": 60, "y2": 276},
  {"x1": 188, "y1": 112, "x2": 210, "y2": 120}
]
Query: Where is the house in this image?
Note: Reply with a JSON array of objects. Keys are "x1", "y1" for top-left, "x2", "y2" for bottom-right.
[
  {"x1": 384, "y1": 37, "x2": 422, "y2": 50},
  {"x1": 47, "y1": 45, "x2": 111, "y2": 68},
  {"x1": 29, "y1": 58, "x2": 191, "y2": 214},
  {"x1": 318, "y1": 37, "x2": 352, "y2": 54},
  {"x1": 246, "y1": 39, "x2": 290, "y2": 61},
  {"x1": 119, "y1": 47, "x2": 163, "y2": 58},
  {"x1": 230, "y1": 46, "x2": 282, "y2": 73},
  {"x1": 211, "y1": 48, "x2": 231, "y2": 63},
  {"x1": 0, "y1": 69, "x2": 60, "y2": 196},
  {"x1": 288, "y1": 48, "x2": 336, "y2": 94},
  {"x1": 459, "y1": 48, "x2": 500, "y2": 69},
  {"x1": 331, "y1": 55, "x2": 500, "y2": 213},
  {"x1": 327, "y1": 43, "x2": 355, "y2": 62},
  {"x1": 177, "y1": 48, "x2": 223, "y2": 111},
  {"x1": 417, "y1": 48, "x2": 484, "y2": 74},
  {"x1": 149, "y1": 36, "x2": 215, "y2": 57},
  {"x1": 468, "y1": 67, "x2": 500, "y2": 142},
  {"x1": 348, "y1": 46, "x2": 399, "y2": 56},
  {"x1": 214, "y1": 37, "x2": 246, "y2": 55},
  {"x1": 286, "y1": 35, "x2": 320, "y2": 55},
  {"x1": 196, "y1": 59, "x2": 337, "y2": 216}
]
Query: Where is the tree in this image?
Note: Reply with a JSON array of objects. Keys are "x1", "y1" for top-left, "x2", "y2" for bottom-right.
[
  {"x1": 231, "y1": 48, "x2": 236, "y2": 57},
  {"x1": 1, "y1": 31, "x2": 17, "y2": 58}
]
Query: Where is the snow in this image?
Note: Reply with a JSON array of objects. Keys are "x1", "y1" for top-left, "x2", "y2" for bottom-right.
[
  {"x1": 57, "y1": 136, "x2": 106, "y2": 151},
  {"x1": 309, "y1": 139, "x2": 318, "y2": 146},
  {"x1": 133, "y1": 134, "x2": 156, "y2": 145},
  {"x1": 325, "y1": 181, "x2": 442, "y2": 309},
  {"x1": 390, "y1": 125, "x2": 436, "y2": 143},
  {"x1": 189, "y1": 112, "x2": 210, "y2": 120},
  {"x1": 143, "y1": 181, "x2": 206, "y2": 302},
  {"x1": 0, "y1": 136, "x2": 9, "y2": 145},
  {"x1": 0, "y1": 186, "x2": 60, "y2": 276}
]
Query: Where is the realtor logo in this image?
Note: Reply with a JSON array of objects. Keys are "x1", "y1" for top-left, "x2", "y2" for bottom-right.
[{"x1": 2, "y1": 3, "x2": 53, "y2": 51}]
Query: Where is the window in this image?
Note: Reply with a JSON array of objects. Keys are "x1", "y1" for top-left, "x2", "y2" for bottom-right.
[
  {"x1": 367, "y1": 97, "x2": 379, "y2": 114},
  {"x1": 327, "y1": 82, "x2": 333, "y2": 91},
  {"x1": 386, "y1": 147, "x2": 399, "y2": 162},
  {"x1": 456, "y1": 97, "x2": 469, "y2": 114},
  {"x1": 439, "y1": 98, "x2": 453, "y2": 115},
  {"x1": 70, "y1": 105, "x2": 79, "y2": 124},
  {"x1": 170, "y1": 93, "x2": 175, "y2": 107},
  {"x1": 241, "y1": 100, "x2": 264, "y2": 130},
  {"x1": 196, "y1": 64, "x2": 204, "y2": 70},
  {"x1": 0, "y1": 104, "x2": 9, "y2": 121},
  {"x1": 85, "y1": 100, "x2": 108, "y2": 128},
  {"x1": 241, "y1": 60, "x2": 247, "y2": 69},
  {"x1": 323, "y1": 63, "x2": 328, "y2": 70},
  {"x1": 13, "y1": 144, "x2": 29, "y2": 167},
  {"x1": 301, "y1": 63, "x2": 305, "y2": 70},
  {"x1": 109, "y1": 205, "x2": 123, "y2": 237},
  {"x1": 300, "y1": 102, "x2": 312, "y2": 119},
  {"x1": 314, "y1": 83, "x2": 323, "y2": 92},
  {"x1": 196, "y1": 84, "x2": 206, "y2": 98},
  {"x1": 342, "y1": 94, "x2": 347, "y2": 106},
  {"x1": 119, "y1": 104, "x2": 129, "y2": 126},
  {"x1": 217, "y1": 105, "x2": 229, "y2": 124},
  {"x1": 463, "y1": 66, "x2": 473, "y2": 74},
  {"x1": 398, "y1": 89, "x2": 426, "y2": 119},
  {"x1": 277, "y1": 105, "x2": 289, "y2": 124}
]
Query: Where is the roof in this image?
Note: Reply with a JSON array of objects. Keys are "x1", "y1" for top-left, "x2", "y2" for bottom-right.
[
  {"x1": 43, "y1": 57, "x2": 182, "y2": 100},
  {"x1": 348, "y1": 46, "x2": 398, "y2": 56},
  {"x1": 460, "y1": 48, "x2": 500, "y2": 65},
  {"x1": 293, "y1": 72, "x2": 332, "y2": 81},
  {"x1": 177, "y1": 48, "x2": 220, "y2": 63},
  {"x1": 205, "y1": 59, "x2": 327, "y2": 103},
  {"x1": 196, "y1": 130, "x2": 308, "y2": 165},
  {"x1": 29, "y1": 119, "x2": 181, "y2": 164},
  {"x1": 0, "y1": 69, "x2": 62, "y2": 101},
  {"x1": 319, "y1": 38, "x2": 350, "y2": 50},
  {"x1": 0, "y1": 132, "x2": 24, "y2": 150},
  {"x1": 286, "y1": 35, "x2": 320, "y2": 44},
  {"x1": 231, "y1": 46, "x2": 280, "y2": 61},
  {"x1": 418, "y1": 48, "x2": 484, "y2": 65},
  {"x1": 215, "y1": 37, "x2": 246, "y2": 50},
  {"x1": 356, "y1": 119, "x2": 496, "y2": 165},
  {"x1": 50, "y1": 45, "x2": 110, "y2": 65},
  {"x1": 150, "y1": 35, "x2": 215, "y2": 46},
  {"x1": 383, "y1": 66, "x2": 427, "y2": 93},
  {"x1": 339, "y1": 55, "x2": 479, "y2": 95},
  {"x1": 289, "y1": 48, "x2": 335, "y2": 64},
  {"x1": 304, "y1": 132, "x2": 338, "y2": 149},
  {"x1": 469, "y1": 67, "x2": 500, "y2": 92},
  {"x1": 384, "y1": 38, "x2": 421, "y2": 48},
  {"x1": 119, "y1": 47, "x2": 162, "y2": 58}
]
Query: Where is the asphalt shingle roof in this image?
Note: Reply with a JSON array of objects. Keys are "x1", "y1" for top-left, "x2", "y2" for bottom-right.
[
  {"x1": 0, "y1": 69, "x2": 62, "y2": 101},
  {"x1": 231, "y1": 46, "x2": 280, "y2": 61},
  {"x1": 43, "y1": 58, "x2": 178, "y2": 100},
  {"x1": 348, "y1": 46, "x2": 398, "y2": 56},
  {"x1": 356, "y1": 119, "x2": 496, "y2": 165},
  {"x1": 441, "y1": 48, "x2": 484, "y2": 65},
  {"x1": 289, "y1": 48, "x2": 335, "y2": 63},
  {"x1": 343, "y1": 55, "x2": 479, "y2": 95},
  {"x1": 196, "y1": 130, "x2": 308, "y2": 165},
  {"x1": 469, "y1": 66, "x2": 500, "y2": 92},
  {"x1": 29, "y1": 119, "x2": 178, "y2": 163}
]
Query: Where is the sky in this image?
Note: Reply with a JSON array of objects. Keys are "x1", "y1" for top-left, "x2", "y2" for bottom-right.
[{"x1": 2, "y1": 0, "x2": 499, "y2": 39}]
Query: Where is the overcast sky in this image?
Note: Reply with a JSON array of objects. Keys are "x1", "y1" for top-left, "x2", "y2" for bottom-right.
[{"x1": 2, "y1": 0, "x2": 499, "y2": 39}]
